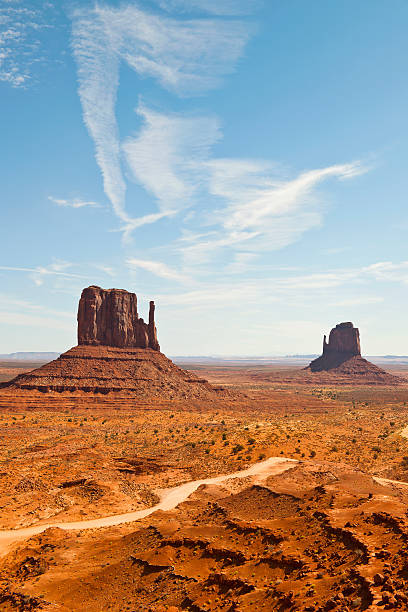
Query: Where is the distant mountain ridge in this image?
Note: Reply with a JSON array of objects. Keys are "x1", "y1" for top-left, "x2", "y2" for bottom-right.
[
  {"x1": 1, "y1": 352, "x2": 408, "y2": 364},
  {"x1": 0, "y1": 352, "x2": 60, "y2": 361}
]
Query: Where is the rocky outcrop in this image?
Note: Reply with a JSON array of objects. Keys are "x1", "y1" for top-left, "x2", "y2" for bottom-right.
[
  {"x1": 77, "y1": 286, "x2": 159, "y2": 351},
  {"x1": 310, "y1": 322, "x2": 362, "y2": 371},
  {"x1": 322, "y1": 322, "x2": 361, "y2": 357},
  {"x1": 306, "y1": 322, "x2": 405, "y2": 383}
]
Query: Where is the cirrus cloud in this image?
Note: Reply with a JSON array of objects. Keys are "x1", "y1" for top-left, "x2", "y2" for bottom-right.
[{"x1": 71, "y1": 2, "x2": 251, "y2": 233}]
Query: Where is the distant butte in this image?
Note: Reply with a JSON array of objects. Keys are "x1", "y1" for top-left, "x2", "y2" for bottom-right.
[
  {"x1": 306, "y1": 321, "x2": 404, "y2": 384},
  {"x1": 0, "y1": 286, "x2": 230, "y2": 399},
  {"x1": 309, "y1": 322, "x2": 361, "y2": 371}
]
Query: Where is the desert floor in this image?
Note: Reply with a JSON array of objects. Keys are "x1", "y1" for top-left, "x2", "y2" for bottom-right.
[{"x1": 1, "y1": 361, "x2": 408, "y2": 610}]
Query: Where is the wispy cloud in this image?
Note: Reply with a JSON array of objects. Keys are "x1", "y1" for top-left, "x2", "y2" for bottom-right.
[
  {"x1": 226, "y1": 252, "x2": 258, "y2": 274},
  {"x1": 157, "y1": 283, "x2": 263, "y2": 307},
  {"x1": 0, "y1": 259, "x2": 115, "y2": 286},
  {"x1": 151, "y1": 260, "x2": 408, "y2": 310},
  {"x1": 327, "y1": 296, "x2": 384, "y2": 307},
  {"x1": 0, "y1": 1, "x2": 56, "y2": 87},
  {"x1": 70, "y1": 1, "x2": 368, "y2": 265},
  {"x1": 71, "y1": 3, "x2": 251, "y2": 233},
  {"x1": 127, "y1": 257, "x2": 189, "y2": 283},
  {"x1": 123, "y1": 104, "x2": 220, "y2": 215},
  {"x1": 31, "y1": 260, "x2": 80, "y2": 286},
  {"x1": 180, "y1": 160, "x2": 368, "y2": 263},
  {"x1": 0, "y1": 262, "x2": 83, "y2": 285},
  {"x1": 48, "y1": 196, "x2": 100, "y2": 209},
  {"x1": 324, "y1": 246, "x2": 352, "y2": 255},
  {"x1": 122, "y1": 105, "x2": 368, "y2": 263},
  {"x1": 0, "y1": 311, "x2": 72, "y2": 331},
  {"x1": 0, "y1": 291, "x2": 74, "y2": 332},
  {"x1": 118, "y1": 211, "x2": 179, "y2": 243},
  {"x1": 0, "y1": 293, "x2": 72, "y2": 318},
  {"x1": 153, "y1": 0, "x2": 260, "y2": 16},
  {"x1": 362, "y1": 261, "x2": 408, "y2": 283},
  {"x1": 93, "y1": 264, "x2": 115, "y2": 277}
]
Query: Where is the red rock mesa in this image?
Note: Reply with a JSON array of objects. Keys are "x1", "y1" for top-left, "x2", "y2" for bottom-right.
[{"x1": 0, "y1": 286, "x2": 229, "y2": 399}]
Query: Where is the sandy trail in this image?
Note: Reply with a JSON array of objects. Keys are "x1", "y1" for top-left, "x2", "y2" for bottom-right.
[
  {"x1": 0, "y1": 457, "x2": 297, "y2": 557},
  {"x1": 374, "y1": 476, "x2": 408, "y2": 487}
]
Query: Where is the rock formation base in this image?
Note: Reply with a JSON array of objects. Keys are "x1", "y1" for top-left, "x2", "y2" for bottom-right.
[
  {"x1": 306, "y1": 354, "x2": 405, "y2": 384},
  {"x1": 0, "y1": 345, "x2": 229, "y2": 400}
]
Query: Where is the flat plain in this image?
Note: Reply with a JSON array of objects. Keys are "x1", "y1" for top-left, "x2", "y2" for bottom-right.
[{"x1": 1, "y1": 360, "x2": 408, "y2": 610}]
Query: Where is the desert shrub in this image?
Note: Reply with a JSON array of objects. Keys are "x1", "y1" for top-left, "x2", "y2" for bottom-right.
[{"x1": 232, "y1": 444, "x2": 244, "y2": 454}]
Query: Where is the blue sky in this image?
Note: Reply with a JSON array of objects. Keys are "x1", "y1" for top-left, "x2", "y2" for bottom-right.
[{"x1": 1, "y1": 0, "x2": 408, "y2": 355}]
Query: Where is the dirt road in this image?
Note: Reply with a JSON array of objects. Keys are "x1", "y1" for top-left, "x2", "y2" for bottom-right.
[{"x1": 0, "y1": 456, "x2": 297, "y2": 557}]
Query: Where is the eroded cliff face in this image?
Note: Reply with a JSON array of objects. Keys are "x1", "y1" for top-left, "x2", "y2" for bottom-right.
[
  {"x1": 77, "y1": 286, "x2": 159, "y2": 350},
  {"x1": 323, "y1": 322, "x2": 361, "y2": 357},
  {"x1": 309, "y1": 321, "x2": 364, "y2": 372}
]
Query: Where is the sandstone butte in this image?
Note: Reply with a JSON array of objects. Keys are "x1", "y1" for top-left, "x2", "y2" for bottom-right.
[
  {"x1": 0, "y1": 286, "x2": 229, "y2": 400},
  {"x1": 307, "y1": 321, "x2": 404, "y2": 384},
  {"x1": 77, "y1": 285, "x2": 160, "y2": 351}
]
